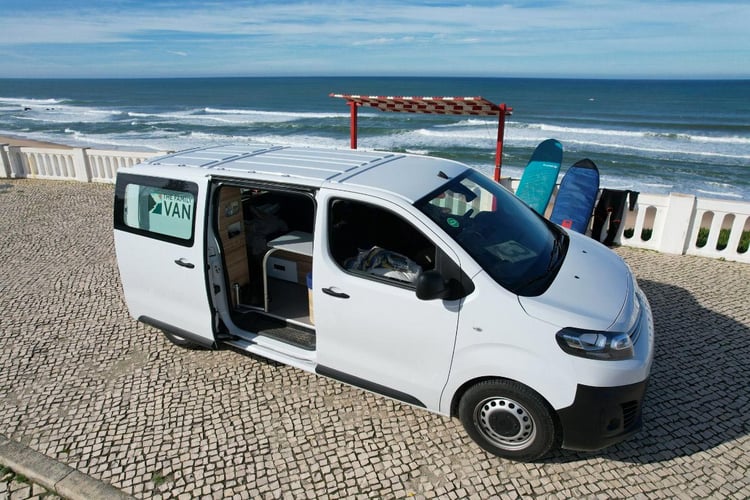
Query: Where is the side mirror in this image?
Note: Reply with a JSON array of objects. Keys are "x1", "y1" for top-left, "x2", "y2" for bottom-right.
[{"x1": 416, "y1": 270, "x2": 450, "y2": 300}]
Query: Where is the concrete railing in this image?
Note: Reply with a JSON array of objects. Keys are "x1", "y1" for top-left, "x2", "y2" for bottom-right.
[
  {"x1": 2, "y1": 144, "x2": 748, "y2": 264},
  {"x1": 618, "y1": 193, "x2": 672, "y2": 252},
  {"x1": 687, "y1": 197, "x2": 750, "y2": 262},
  {"x1": 0, "y1": 144, "x2": 163, "y2": 184},
  {"x1": 604, "y1": 192, "x2": 749, "y2": 264},
  {"x1": 503, "y1": 178, "x2": 750, "y2": 264}
]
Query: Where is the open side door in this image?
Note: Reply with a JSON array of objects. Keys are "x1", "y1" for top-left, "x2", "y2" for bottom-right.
[
  {"x1": 114, "y1": 172, "x2": 215, "y2": 347},
  {"x1": 313, "y1": 189, "x2": 465, "y2": 411}
]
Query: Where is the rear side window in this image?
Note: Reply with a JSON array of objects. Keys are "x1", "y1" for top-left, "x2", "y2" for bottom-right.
[{"x1": 114, "y1": 173, "x2": 199, "y2": 246}]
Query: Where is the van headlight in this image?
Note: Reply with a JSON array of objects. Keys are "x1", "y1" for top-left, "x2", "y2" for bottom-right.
[{"x1": 555, "y1": 328, "x2": 634, "y2": 360}]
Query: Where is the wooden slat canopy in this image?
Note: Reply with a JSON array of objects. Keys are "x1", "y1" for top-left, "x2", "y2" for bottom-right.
[{"x1": 330, "y1": 93, "x2": 513, "y2": 180}]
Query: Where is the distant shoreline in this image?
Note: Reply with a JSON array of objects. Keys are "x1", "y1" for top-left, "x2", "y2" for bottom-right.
[{"x1": 0, "y1": 134, "x2": 72, "y2": 149}]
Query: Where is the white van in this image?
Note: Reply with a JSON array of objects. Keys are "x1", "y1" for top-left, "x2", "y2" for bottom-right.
[{"x1": 113, "y1": 144, "x2": 654, "y2": 461}]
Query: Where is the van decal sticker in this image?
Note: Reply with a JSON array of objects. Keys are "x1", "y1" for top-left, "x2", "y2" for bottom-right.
[{"x1": 150, "y1": 193, "x2": 193, "y2": 220}]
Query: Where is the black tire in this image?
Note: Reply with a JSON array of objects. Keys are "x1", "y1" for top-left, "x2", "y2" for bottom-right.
[
  {"x1": 458, "y1": 379, "x2": 559, "y2": 462},
  {"x1": 162, "y1": 330, "x2": 204, "y2": 350}
]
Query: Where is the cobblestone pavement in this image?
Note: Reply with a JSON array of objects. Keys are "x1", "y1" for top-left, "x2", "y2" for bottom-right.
[{"x1": 1, "y1": 179, "x2": 749, "y2": 499}]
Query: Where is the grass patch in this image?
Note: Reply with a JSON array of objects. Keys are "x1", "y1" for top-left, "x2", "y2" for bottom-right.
[
  {"x1": 151, "y1": 471, "x2": 173, "y2": 487},
  {"x1": 623, "y1": 228, "x2": 653, "y2": 241},
  {"x1": 0, "y1": 465, "x2": 29, "y2": 484},
  {"x1": 696, "y1": 228, "x2": 750, "y2": 253},
  {"x1": 1, "y1": 464, "x2": 58, "y2": 497},
  {"x1": 625, "y1": 226, "x2": 749, "y2": 253}
]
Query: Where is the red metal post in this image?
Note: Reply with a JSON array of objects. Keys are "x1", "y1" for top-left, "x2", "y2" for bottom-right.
[
  {"x1": 349, "y1": 101, "x2": 358, "y2": 149},
  {"x1": 494, "y1": 104, "x2": 507, "y2": 182}
]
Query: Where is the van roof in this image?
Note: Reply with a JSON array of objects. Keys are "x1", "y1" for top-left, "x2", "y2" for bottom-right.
[{"x1": 141, "y1": 144, "x2": 470, "y2": 202}]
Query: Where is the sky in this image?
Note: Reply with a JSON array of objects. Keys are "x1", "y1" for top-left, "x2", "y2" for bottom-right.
[{"x1": 1, "y1": 0, "x2": 748, "y2": 79}]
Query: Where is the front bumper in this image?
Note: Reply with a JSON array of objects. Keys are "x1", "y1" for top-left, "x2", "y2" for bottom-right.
[{"x1": 557, "y1": 379, "x2": 649, "y2": 451}]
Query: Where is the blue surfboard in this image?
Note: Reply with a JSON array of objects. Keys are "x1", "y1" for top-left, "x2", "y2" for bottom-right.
[
  {"x1": 550, "y1": 158, "x2": 600, "y2": 233},
  {"x1": 515, "y1": 139, "x2": 563, "y2": 215}
]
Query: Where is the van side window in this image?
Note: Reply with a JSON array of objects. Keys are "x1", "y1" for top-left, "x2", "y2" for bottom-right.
[
  {"x1": 114, "y1": 174, "x2": 198, "y2": 246},
  {"x1": 328, "y1": 199, "x2": 436, "y2": 286}
]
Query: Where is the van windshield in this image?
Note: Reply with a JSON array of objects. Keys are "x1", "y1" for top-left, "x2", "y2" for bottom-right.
[{"x1": 414, "y1": 170, "x2": 567, "y2": 296}]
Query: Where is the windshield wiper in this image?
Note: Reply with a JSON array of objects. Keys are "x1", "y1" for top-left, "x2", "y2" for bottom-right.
[
  {"x1": 517, "y1": 235, "x2": 564, "y2": 294},
  {"x1": 548, "y1": 234, "x2": 563, "y2": 272}
]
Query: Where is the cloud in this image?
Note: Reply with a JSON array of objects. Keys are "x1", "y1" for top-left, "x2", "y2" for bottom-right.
[
  {"x1": 0, "y1": 0, "x2": 748, "y2": 77},
  {"x1": 0, "y1": 1, "x2": 744, "y2": 47},
  {"x1": 353, "y1": 38, "x2": 397, "y2": 46}
]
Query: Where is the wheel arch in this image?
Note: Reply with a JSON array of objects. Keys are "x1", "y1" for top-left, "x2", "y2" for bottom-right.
[
  {"x1": 441, "y1": 344, "x2": 579, "y2": 416},
  {"x1": 140, "y1": 315, "x2": 215, "y2": 349},
  {"x1": 449, "y1": 375, "x2": 560, "y2": 423},
  {"x1": 450, "y1": 376, "x2": 496, "y2": 418}
]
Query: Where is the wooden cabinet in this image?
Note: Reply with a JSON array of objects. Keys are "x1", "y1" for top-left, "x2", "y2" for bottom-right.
[{"x1": 217, "y1": 187, "x2": 250, "y2": 306}]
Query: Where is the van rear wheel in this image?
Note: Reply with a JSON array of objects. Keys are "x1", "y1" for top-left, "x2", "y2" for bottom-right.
[
  {"x1": 162, "y1": 330, "x2": 204, "y2": 350},
  {"x1": 458, "y1": 379, "x2": 558, "y2": 462}
]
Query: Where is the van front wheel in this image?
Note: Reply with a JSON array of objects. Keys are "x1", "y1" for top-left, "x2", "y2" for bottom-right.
[{"x1": 458, "y1": 379, "x2": 558, "y2": 461}]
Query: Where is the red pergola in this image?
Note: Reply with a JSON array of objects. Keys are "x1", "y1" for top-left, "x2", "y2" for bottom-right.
[{"x1": 330, "y1": 93, "x2": 513, "y2": 180}]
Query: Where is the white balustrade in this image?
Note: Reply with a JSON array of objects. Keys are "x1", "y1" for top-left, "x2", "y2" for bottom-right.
[
  {"x1": 0, "y1": 144, "x2": 163, "y2": 183},
  {"x1": 87, "y1": 150, "x2": 157, "y2": 182},
  {"x1": 618, "y1": 193, "x2": 670, "y2": 251},
  {"x1": 2, "y1": 144, "x2": 748, "y2": 263},
  {"x1": 686, "y1": 198, "x2": 750, "y2": 263},
  {"x1": 499, "y1": 175, "x2": 749, "y2": 263}
]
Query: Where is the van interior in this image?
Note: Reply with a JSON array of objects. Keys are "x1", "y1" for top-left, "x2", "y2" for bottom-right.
[{"x1": 210, "y1": 182, "x2": 438, "y2": 353}]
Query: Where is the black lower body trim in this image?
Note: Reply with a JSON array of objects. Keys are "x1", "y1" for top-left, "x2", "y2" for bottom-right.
[
  {"x1": 139, "y1": 316, "x2": 216, "y2": 349},
  {"x1": 557, "y1": 379, "x2": 649, "y2": 451},
  {"x1": 316, "y1": 365, "x2": 425, "y2": 408}
]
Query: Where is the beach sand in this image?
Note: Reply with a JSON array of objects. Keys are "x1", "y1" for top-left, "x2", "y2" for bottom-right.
[{"x1": 0, "y1": 134, "x2": 72, "y2": 149}]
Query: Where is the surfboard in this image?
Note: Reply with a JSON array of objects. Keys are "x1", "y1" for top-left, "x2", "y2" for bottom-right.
[
  {"x1": 515, "y1": 139, "x2": 563, "y2": 215},
  {"x1": 550, "y1": 158, "x2": 600, "y2": 233}
]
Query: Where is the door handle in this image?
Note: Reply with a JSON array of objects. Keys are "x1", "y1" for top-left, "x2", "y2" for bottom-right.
[
  {"x1": 322, "y1": 287, "x2": 350, "y2": 299},
  {"x1": 174, "y1": 258, "x2": 195, "y2": 269}
]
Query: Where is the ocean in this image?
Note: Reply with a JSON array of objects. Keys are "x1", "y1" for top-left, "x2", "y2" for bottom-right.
[{"x1": 0, "y1": 77, "x2": 748, "y2": 200}]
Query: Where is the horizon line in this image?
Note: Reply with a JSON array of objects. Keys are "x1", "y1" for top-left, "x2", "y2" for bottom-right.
[{"x1": 1, "y1": 74, "x2": 749, "y2": 82}]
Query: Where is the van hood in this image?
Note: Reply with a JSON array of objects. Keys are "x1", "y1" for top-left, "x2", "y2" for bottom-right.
[{"x1": 518, "y1": 231, "x2": 631, "y2": 331}]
